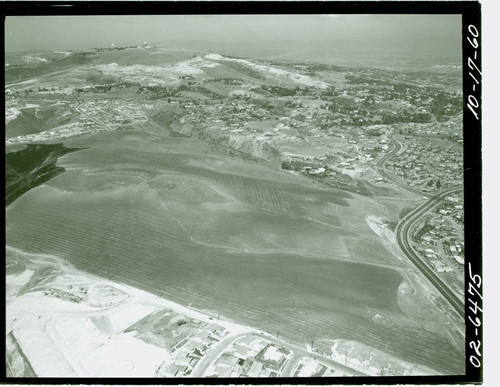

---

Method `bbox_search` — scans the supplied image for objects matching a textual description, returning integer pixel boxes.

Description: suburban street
[190,330,366,377]
[376,135,425,196]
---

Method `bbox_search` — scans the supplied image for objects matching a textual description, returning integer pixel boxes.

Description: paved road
[191,332,365,377]
[376,135,424,196]
[394,187,464,317]
[74,103,109,129]
[376,134,402,182]
[190,332,248,376]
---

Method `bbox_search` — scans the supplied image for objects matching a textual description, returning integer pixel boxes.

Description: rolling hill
[6,127,464,374]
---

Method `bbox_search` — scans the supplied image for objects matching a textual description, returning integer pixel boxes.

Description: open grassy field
[6,128,463,374]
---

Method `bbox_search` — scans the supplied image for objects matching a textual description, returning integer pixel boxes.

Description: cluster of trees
[429,91,462,120]
[365,127,384,136]
[346,76,461,123]
[74,84,115,94]
[284,100,303,109]
[135,83,222,100]
[392,83,418,92]
[414,222,434,242]
[381,110,432,124]
[345,74,389,87]
[204,77,243,85]
[305,63,345,73]
[176,84,222,98]
[251,98,287,112]
[137,84,168,95]
[281,159,321,171]
[426,178,442,189]
[93,46,136,52]
[318,87,338,98]
[328,98,357,114]
[257,85,300,97]
[91,84,114,93]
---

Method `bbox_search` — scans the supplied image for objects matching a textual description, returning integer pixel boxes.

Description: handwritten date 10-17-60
[466,24,481,121]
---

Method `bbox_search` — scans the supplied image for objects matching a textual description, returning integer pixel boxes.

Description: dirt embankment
[150,106,186,129]
[228,136,282,162]
[365,215,405,264]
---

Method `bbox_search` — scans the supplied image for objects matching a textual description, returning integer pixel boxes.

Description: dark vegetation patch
[5,143,82,206]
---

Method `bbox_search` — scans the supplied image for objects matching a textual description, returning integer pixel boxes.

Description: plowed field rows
[6,132,463,375]
[7,189,191,271]
[184,166,301,214]
[7,183,463,374]
[178,165,349,214]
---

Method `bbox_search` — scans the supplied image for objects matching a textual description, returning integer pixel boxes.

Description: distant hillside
[6,106,78,139]
[6,47,336,97]
[5,48,199,83]
[6,52,95,83]
[90,47,198,66]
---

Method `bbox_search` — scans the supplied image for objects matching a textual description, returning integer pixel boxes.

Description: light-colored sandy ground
[6,245,256,377]
[5,243,434,377]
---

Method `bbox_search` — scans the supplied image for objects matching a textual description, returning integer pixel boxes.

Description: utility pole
[341,349,348,365]
[155,361,165,376]
[387,360,393,376]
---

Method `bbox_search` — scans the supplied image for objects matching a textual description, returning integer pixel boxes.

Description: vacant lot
[6,129,463,374]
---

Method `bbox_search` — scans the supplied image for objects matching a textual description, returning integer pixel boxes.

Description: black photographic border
[1,1,482,385]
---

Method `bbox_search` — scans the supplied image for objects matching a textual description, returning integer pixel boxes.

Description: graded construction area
[6,128,464,375]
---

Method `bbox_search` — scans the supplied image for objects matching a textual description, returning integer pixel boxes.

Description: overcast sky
[5,14,461,55]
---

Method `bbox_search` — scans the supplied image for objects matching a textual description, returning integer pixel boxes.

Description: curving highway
[376,134,402,183]
[376,135,424,195]
[395,187,464,317]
